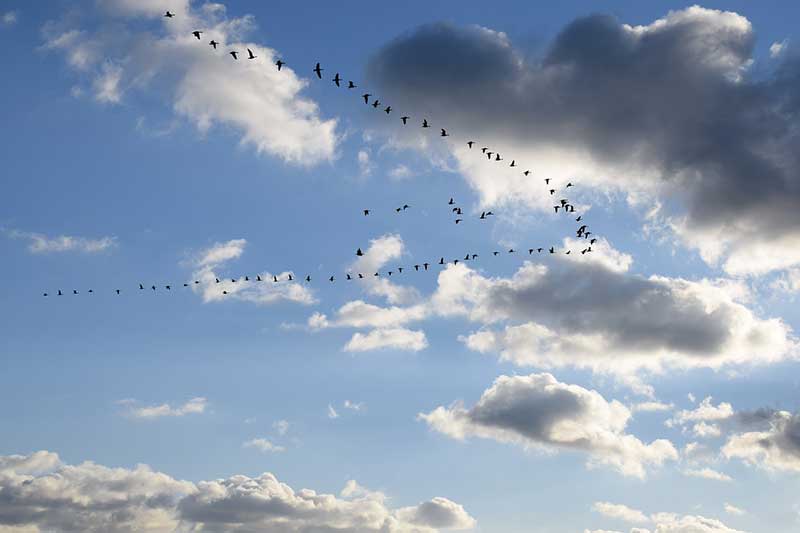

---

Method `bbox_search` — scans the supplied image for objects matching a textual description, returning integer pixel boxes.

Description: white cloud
[42,0,338,165]
[190,238,316,306]
[243,438,285,453]
[122,397,208,419]
[349,233,421,305]
[2,11,18,26]
[632,402,674,413]
[344,400,365,411]
[682,468,733,482]
[688,393,697,403]
[6,229,116,254]
[592,501,650,524]
[722,410,800,472]
[769,39,788,58]
[358,149,374,177]
[724,503,746,516]
[389,164,413,180]
[327,403,339,419]
[668,397,734,427]
[420,373,677,478]
[691,422,722,439]
[0,451,475,532]
[649,513,746,533]
[344,327,428,352]
[272,419,289,436]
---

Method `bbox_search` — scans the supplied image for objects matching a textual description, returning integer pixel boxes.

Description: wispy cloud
[243,438,285,453]
[119,397,208,419]
[5,228,117,254]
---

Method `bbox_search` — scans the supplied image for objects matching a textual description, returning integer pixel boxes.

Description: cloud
[682,467,733,482]
[722,410,800,472]
[5,229,116,254]
[327,403,339,419]
[0,451,475,532]
[631,402,674,413]
[190,238,316,306]
[419,372,677,478]
[358,149,374,177]
[42,0,337,165]
[389,164,413,180]
[367,7,800,277]
[593,502,650,524]
[2,11,18,26]
[724,503,746,516]
[770,39,788,58]
[272,419,289,435]
[649,513,746,533]
[668,397,734,427]
[120,397,208,419]
[243,438,285,453]
[344,327,429,352]
[343,400,365,411]
[349,233,421,305]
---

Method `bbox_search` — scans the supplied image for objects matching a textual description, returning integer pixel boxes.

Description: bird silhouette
[215,278,220,283]
[273,275,278,282]
[423,263,429,270]
[276,59,284,70]
[510,160,516,167]
[524,170,531,176]
[192,30,202,39]
[372,99,380,108]
[348,81,356,88]
[440,128,448,137]
[329,276,335,282]
[467,141,474,148]
[43,292,48,297]
[358,273,364,279]
[554,206,560,213]
[363,209,370,216]
[401,116,409,124]
[166,285,171,290]
[422,119,429,128]
[139,284,144,290]
[508,248,515,253]
[58,290,63,296]
[116,289,121,294]
[481,147,488,153]
[165,11,175,18]
[550,189,556,195]
[414,265,420,271]
[257,275,263,281]
[313,62,323,78]
[566,182,573,188]
[576,216,582,222]
[493,251,499,256]
[229,51,239,60]
[288,274,294,281]
[448,198,455,205]
[403,204,410,210]
[486,151,493,159]
[439,257,445,265]
[362,93,371,104]
[455,218,463,224]
[495,153,502,161]
[549,247,555,253]
[356,248,364,256]
[209,40,218,49]
[332,73,341,86]
[305,275,311,282]
[385,106,392,114]
[480,211,486,219]
[73,290,78,295]
[222,290,228,295]
[346,274,352,280]
[247,48,257,60]
[545,178,551,184]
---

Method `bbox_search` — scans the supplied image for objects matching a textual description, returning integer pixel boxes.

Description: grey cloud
[367,8,800,275]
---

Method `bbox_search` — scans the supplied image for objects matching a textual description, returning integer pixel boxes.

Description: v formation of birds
[42,12,598,298]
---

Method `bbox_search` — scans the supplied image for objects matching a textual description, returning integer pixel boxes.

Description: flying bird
[448,197,455,205]
[164,11,175,18]
[313,62,323,78]
[510,160,516,167]
[333,73,341,86]
[362,93,371,104]
[348,81,356,88]
[305,275,311,282]
[566,182,573,188]
[385,106,392,114]
[422,119,429,128]
[192,30,202,39]
[363,209,370,216]
[401,116,409,124]
[209,40,218,49]
[495,153,502,161]
[372,99,380,108]
[440,128,448,137]
[229,50,239,60]
[276,59,284,70]
[467,141,474,148]
[455,218,463,224]
[423,263,429,270]
[524,170,531,176]
[247,48,257,60]
[356,248,364,256]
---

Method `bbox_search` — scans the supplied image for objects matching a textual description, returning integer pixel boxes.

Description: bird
[550,189,556,195]
[88,289,93,294]
[151,285,156,291]
[439,257,445,265]
[398,267,403,273]
[358,273,364,279]
[396,207,402,212]
[441,128,448,137]
[73,290,78,295]
[464,254,471,261]
[510,160,516,167]
[590,238,597,244]
[385,106,392,114]
[247,48,257,60]
[192,30,202,39]
[346,274,352,280]
[348,81,356,88]
[305,275,311,282]
[537,248,543,253]
[480,211,486,219]
[164,11,175,18]
[229,51,239,60]
[495,153,502,161]
[493,251,499,256]
[422,119,429,128]
[554,206,560,213]
[401,116,409,124]
[472,254,479,260]
[244,276,250,281]
[288,274,294,281]
[257,276,262,281]
[467,141,474,148]
[481,147,488,153]
[363,209,370,216]
[222,290,228,295]
[372,99,380,108]
[362,93,371,104]
[524,170,531,176]
[423,263,429,270]
[508,248,515,253]
[43,292,48,297]
[566,182,573,188]
[549,247,555,254]
[545,178,551,184]
[332,73,341,86]
[403,204,410,210]
[276,59,284,70]
[215,278,220,283]
[166,285,171,290]
[414,265,420,271]
[454,208,462,215]
[273,275,278,282]
[356,248,364,256]
[329,276,335,282]
[116,289,121,294]
[486,151,493,159]
[453,259,459,265]
[388,271,393,276]
[455,218,463,224]
[486,211,494,216]
[209,40,218,49]
[565,250,571,255]
[139,284,144,290]
[576,216,582,222]
[528,248,534,254]
[313,62,323,78]
[448,198,455,205]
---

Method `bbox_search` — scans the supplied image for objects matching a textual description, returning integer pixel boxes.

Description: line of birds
[172,11,595,240]
[41,200,597,297]
[41,12,601,299]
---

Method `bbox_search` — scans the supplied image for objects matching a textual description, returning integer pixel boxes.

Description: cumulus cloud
[367,7,800,277]
[0,451,475,532]
[770,39,788,58]
[243,438,285,453]
[668,397,734,428]
[5,228,116,254]
[190,238,316,306]
[42,0,337,165]
[723,503,746,516]
[119,396,208,419]
[682,467,733,482]
[349,233,421,305]
[593,502,650,524]
[344,327,429,352]
[420,372,677,478]
[722,409,800,472]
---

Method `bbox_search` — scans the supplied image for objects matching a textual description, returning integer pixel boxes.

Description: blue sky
[2,1,800,532]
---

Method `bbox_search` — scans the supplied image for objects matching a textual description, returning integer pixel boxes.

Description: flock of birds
[41,11,598,298]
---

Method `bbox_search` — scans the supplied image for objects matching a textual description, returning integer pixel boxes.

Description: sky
[1,1,800,532]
